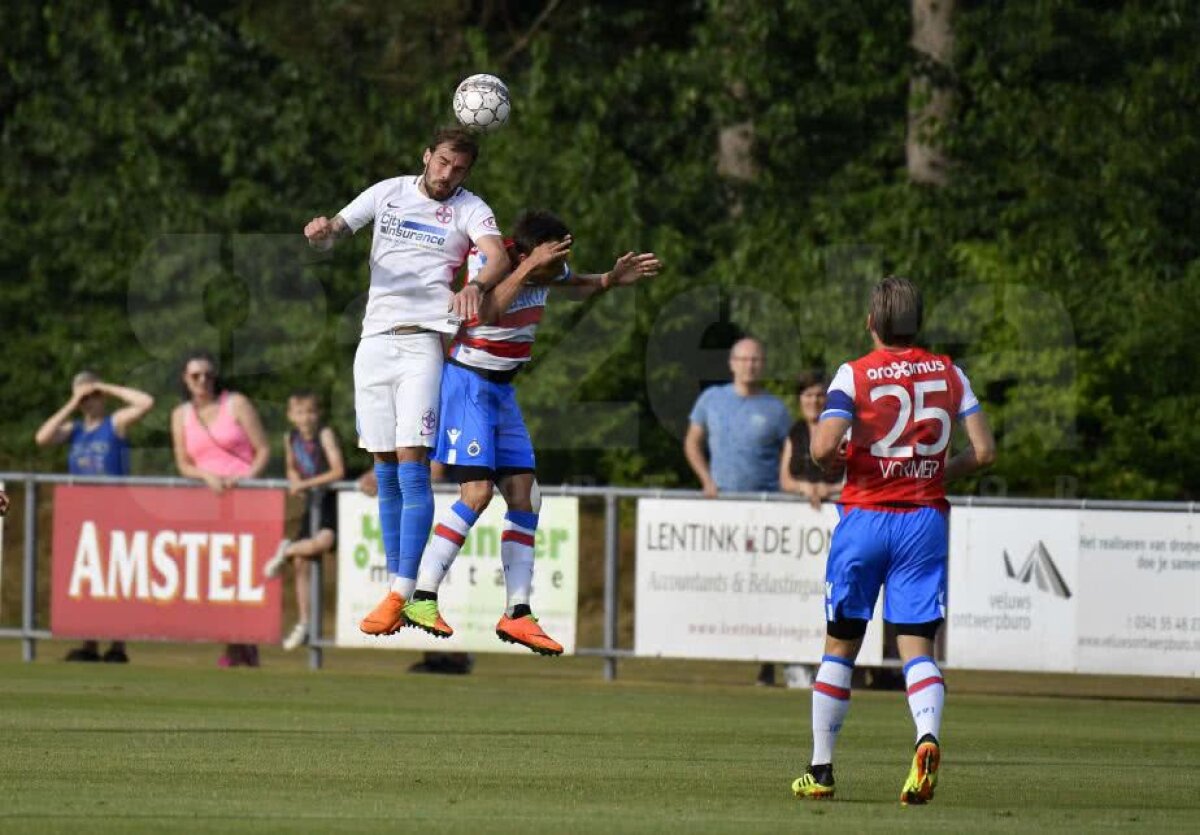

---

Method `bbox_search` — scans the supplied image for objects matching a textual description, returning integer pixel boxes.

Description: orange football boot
[496,614,563,656]
[359,591,406,636]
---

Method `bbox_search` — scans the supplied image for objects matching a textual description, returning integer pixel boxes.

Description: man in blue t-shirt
[684,337,793,687]
[34,371,155,663]
[684,337,792,496]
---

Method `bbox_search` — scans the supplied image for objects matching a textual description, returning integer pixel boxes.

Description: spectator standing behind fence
[685,338,792,497]
[263,391,345,651]
[35,371,155,663]
[780,371,845,510]
[684,337,792,686]
[169,350,270,668]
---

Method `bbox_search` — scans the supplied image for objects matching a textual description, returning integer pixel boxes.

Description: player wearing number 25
[792,276,995,805]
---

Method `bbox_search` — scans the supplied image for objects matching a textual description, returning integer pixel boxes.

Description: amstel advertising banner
[947,507,1200,677]
[335,491,579,654]
[634,499,884,665]
[51,485,284,642]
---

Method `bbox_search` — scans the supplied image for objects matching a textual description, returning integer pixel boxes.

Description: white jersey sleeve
[459,197,501,243]
[955,365,981,418]
[338,181,384,233]
[821,363,855,421]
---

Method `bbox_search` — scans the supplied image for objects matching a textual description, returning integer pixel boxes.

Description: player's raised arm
[475,237,573,325]
[554,251,662,299]
[943,410,996,482]
[303,215,352,251]
[451,233,509,322]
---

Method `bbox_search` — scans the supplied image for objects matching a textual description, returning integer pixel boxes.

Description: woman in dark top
[780,371,844,509]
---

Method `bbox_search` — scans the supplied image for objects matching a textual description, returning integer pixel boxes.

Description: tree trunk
[717,120,756,183]
[907,0,955,186]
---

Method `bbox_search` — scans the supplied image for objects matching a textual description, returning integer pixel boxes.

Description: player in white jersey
[303,127,510,636]
[400,210,660,654]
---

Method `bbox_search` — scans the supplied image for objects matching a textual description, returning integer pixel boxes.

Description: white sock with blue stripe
[501,510,538,616]
[415,501,479,594]
[811,654,854,765]
[903,655,945,742]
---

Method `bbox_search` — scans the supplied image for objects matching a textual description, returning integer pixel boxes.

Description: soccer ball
[453,74,510,132]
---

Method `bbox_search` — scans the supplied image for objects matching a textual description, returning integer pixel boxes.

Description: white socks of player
[811,654,854,765]
[903,655,945,742]
[413,501,480,595]
[501,510,538,616]
[389,576,417,598]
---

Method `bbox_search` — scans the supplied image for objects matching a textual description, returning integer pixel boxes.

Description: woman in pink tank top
[170,350,270,667]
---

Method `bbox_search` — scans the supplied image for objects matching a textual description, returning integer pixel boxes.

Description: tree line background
[1,0,1197,499]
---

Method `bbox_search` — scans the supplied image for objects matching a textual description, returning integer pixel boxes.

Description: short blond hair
[72,370,100,390]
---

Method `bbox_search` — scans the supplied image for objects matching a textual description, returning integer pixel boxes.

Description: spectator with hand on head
[35,370,155,663]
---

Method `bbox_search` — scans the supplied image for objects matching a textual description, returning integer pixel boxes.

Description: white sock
[903,656,945,742]
[811,654,854,765]
[389,576,416,598]
[501,511,538,615]
[415,502,479,594]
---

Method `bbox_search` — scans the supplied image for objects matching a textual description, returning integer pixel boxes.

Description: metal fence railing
[2,471,1194,679]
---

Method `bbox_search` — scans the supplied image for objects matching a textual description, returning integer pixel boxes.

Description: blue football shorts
[824,505,948,625]
[432,362,535,473]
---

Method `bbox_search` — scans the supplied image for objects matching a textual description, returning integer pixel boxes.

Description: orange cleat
[495,614,563,656]
[900,739,941,805]
[359,591,406,636]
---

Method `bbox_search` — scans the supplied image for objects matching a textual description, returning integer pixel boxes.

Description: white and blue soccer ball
[453,74,511,132]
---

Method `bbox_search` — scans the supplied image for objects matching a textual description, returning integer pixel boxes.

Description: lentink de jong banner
[634,498,885,665]
[334,491,579,653]
[51,485,284,642]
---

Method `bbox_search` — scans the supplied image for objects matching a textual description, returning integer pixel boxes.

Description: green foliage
[1,0,1197,497]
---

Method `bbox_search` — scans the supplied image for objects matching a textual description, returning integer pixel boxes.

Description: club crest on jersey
[446,428,461,445]
[482,215,498,229]
[435,204,454,224]
[467,440,482,457]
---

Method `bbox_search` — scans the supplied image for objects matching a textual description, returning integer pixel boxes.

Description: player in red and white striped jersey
[401,210,660,654]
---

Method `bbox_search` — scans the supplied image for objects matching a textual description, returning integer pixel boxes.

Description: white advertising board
[947,507,1080,671]
[0,481,4,619]
[947,506,1199,677]
[335,491,579,654]
[634,498,884,665]
[1074,511,1200,677]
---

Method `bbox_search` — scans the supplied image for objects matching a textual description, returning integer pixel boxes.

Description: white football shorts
[353,331,444,452]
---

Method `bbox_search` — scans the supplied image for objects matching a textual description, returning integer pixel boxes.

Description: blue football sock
[374,461,402,577]
[397,462,434,581]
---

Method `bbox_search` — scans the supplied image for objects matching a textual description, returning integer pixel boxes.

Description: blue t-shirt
[689,384,791,492]
[68,416,130,476]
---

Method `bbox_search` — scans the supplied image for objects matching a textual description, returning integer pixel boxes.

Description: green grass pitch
[0,645,1196,833]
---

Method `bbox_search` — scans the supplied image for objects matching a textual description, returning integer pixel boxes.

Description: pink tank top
[184,392,256,478]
